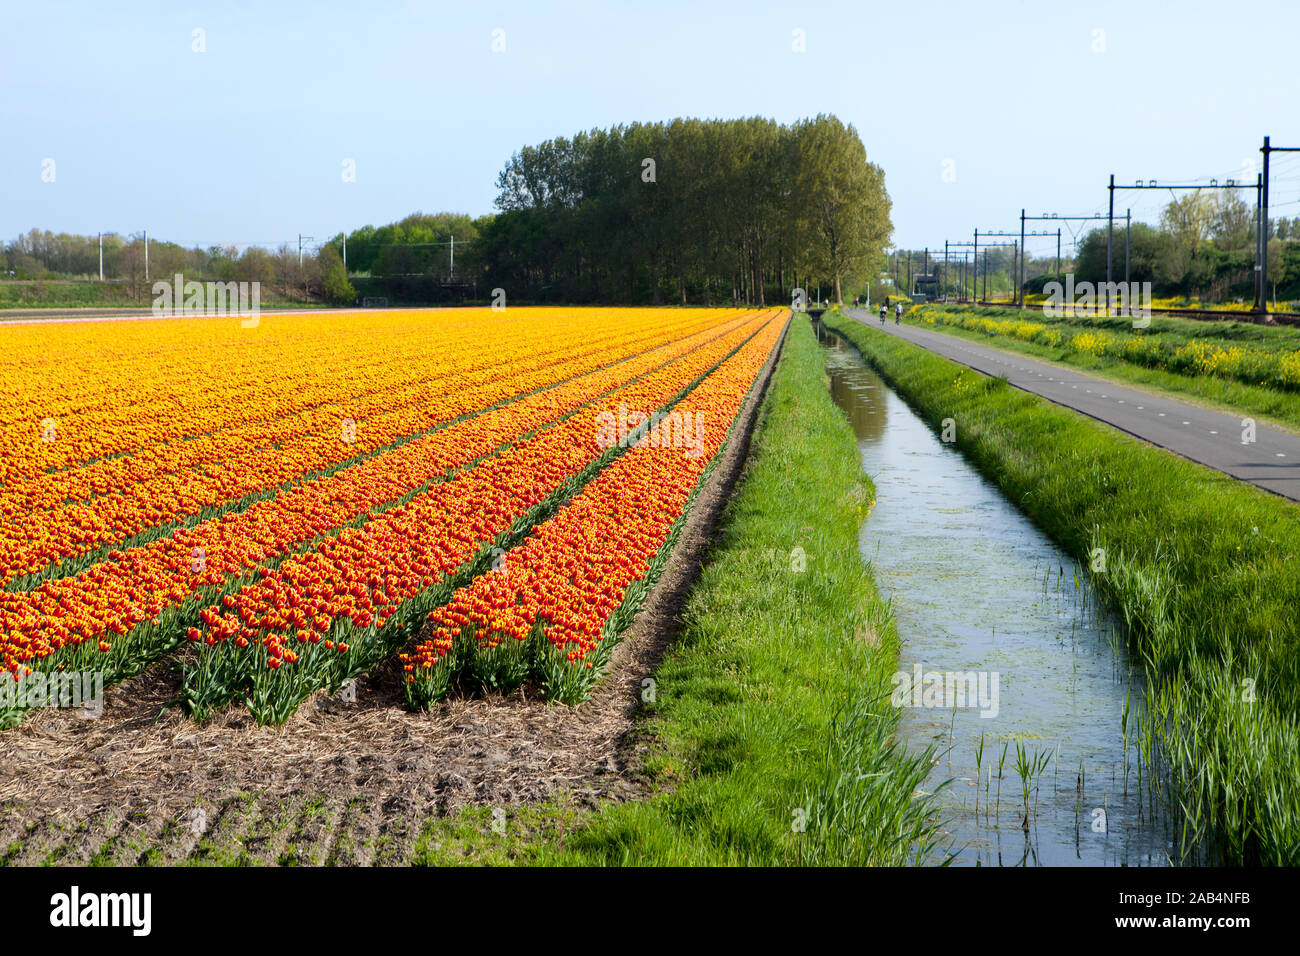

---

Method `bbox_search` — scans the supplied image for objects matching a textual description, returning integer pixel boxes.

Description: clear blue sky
[3,0,1298,254]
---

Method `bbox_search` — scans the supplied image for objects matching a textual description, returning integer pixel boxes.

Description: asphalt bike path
[842,308,1300,503]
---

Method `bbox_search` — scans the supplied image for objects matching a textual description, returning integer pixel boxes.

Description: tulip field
[0,306,785,726]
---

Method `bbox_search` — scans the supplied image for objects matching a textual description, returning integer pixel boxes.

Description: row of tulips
[179,312,783,723]
[402,315,785,706]
[0,310,710,514]
[1,310,500,483]
[0,311,773,724]
[0,311,735,590]
[0,311,763,675]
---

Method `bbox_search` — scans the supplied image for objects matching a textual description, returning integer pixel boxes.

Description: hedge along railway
[1129,304,1300,325]
[0,306,785,727]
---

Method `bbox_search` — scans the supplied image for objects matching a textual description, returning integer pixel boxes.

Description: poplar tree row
[476,114,891,305]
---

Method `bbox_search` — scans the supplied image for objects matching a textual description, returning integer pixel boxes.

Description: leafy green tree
[474,115,891,305]
[1267,236,1287,305]
[1073,223,1163,287]
[317,245,355,305]
[1211,191,1255,250]
[793,115,891,304]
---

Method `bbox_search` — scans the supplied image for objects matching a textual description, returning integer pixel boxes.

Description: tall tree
[793,115,892,304]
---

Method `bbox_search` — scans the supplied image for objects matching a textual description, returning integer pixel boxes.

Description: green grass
[516,314,943,865]
[0,280,323,311]
[824,308,1300,865]
[0,281,154,309]
[410,802,589,866]
[907,304,1300,431]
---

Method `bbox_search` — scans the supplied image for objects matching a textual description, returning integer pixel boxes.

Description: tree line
[322,212,487,305]
[2,230,354,304]
[6,114,896,308]
[895,198,1300,305]
[15,132,1300,308]
[472,115,891,306]
[1070,196,1300,303]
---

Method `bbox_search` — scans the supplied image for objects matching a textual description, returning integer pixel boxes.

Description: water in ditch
[816,322,1176,866]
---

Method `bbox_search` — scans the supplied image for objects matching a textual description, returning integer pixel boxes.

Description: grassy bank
[824,309,1300,865]
[0,281,148,309]
[0,281,326,311]
[420,314,942,865]
[908,304,1300,432]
